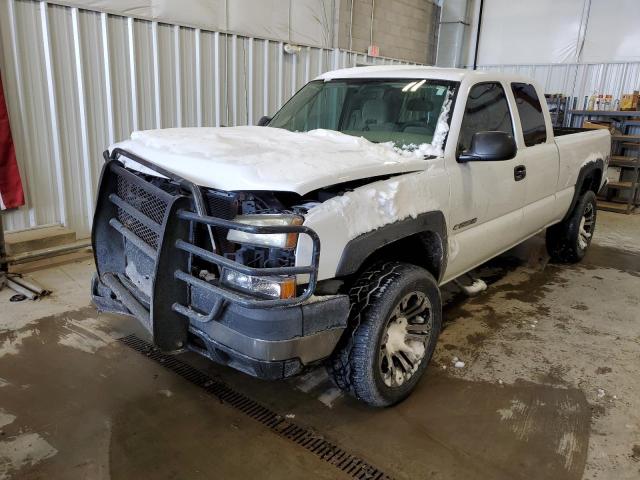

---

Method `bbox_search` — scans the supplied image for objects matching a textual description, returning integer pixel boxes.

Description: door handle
[514,165,526,181]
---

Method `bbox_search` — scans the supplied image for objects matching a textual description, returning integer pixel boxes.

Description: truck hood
[110,126,431,195]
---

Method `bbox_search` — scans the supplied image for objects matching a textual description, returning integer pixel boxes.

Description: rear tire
[546,190,597,263]
[327,261,442,407]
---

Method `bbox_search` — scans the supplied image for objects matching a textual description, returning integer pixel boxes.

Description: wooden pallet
[606,180,634,190]
[610,155,640,168]
[597,199,636,214]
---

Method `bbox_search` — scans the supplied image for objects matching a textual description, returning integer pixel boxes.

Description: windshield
[269,79,457,148]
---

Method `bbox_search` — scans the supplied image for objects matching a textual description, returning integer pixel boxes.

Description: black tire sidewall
[567,190,597,260]
[365,266,442,405]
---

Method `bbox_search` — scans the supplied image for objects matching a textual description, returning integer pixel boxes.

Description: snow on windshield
[305,89,453,160]
[393,90,453,158]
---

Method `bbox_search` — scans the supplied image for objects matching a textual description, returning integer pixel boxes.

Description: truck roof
[316,65,532,84]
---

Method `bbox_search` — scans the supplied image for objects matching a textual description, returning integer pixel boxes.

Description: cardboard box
[607,166,622,183]
[582,121,622,135]
[620,91,639,111]
[583,121,609,130]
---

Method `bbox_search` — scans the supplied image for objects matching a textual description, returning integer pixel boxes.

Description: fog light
[222,269,296,299]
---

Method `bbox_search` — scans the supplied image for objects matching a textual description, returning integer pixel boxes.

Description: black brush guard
[92,149,323,354]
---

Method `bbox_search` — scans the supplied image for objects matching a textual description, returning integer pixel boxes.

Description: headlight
[221,269,296,299]
[227,214,303,249]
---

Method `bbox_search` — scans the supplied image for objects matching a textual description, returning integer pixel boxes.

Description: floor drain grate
[119,334,392,480]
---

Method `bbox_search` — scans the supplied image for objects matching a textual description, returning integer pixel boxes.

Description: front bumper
[93,273,348,379]
[91,150,349,379]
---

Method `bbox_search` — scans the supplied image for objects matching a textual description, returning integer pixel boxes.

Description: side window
[511,83,547,146]
[458,82,514,152]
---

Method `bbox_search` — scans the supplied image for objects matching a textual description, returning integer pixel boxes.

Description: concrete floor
[0,210,639,480]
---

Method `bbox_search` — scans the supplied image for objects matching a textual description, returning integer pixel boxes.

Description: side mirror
[458,131,517,163]
[257,116,272,127]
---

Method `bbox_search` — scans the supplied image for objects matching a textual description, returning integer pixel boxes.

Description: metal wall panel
[0,0,417,237]
[55,0,331,48]
[480,62,640,111]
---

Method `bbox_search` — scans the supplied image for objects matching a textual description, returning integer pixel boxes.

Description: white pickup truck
[92,66,610,406]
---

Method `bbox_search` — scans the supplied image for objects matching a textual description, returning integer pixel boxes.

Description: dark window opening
[511,82,547,147]
[458,82,514,153]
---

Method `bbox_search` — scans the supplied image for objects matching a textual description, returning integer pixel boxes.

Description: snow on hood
[109,126,439,195]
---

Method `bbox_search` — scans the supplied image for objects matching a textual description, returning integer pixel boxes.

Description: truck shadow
[441,234,550,325]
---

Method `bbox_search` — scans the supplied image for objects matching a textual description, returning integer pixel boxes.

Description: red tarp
[0,74,24,210]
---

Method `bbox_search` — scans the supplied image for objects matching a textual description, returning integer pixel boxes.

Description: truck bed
[554,127,611,193]
[553,127,590,137]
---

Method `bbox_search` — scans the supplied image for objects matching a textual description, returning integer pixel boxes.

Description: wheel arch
[334,211,448,283]
[562,159,604,222]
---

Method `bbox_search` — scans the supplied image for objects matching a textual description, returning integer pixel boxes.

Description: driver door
[444,81,527,281]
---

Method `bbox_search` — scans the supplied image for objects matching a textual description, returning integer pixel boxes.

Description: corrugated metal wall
[0,0,418,238]
[479,62,640,114]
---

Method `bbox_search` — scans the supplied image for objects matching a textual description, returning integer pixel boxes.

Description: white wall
[580,0,640,64]
[436,0,640,116]
[475,0,587,65]
[50,0,337,48]
[456,0,640,66]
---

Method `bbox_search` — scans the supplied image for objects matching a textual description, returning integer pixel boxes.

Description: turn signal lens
[222,269,297,299]
[278,277,297,299]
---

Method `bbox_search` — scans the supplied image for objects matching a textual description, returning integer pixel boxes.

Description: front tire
[327,261,442,407]
[546,190,597,263]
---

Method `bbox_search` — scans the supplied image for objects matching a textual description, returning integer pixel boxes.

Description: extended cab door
[509,82,560,235]
[443,81,527,281]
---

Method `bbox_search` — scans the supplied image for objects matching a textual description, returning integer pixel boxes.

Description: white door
[510,82,560,235]
[444,81,527,282]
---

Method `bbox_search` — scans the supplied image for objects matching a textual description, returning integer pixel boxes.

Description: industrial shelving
[568,110,640,214]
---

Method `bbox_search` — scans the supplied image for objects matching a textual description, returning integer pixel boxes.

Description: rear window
[511,83,547,147]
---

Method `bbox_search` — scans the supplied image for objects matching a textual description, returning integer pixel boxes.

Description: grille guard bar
[173,210,321,309]
[98,148,321,320]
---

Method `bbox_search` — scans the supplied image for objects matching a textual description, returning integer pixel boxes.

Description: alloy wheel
[379,291,432,388]
[578,202,595,250]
